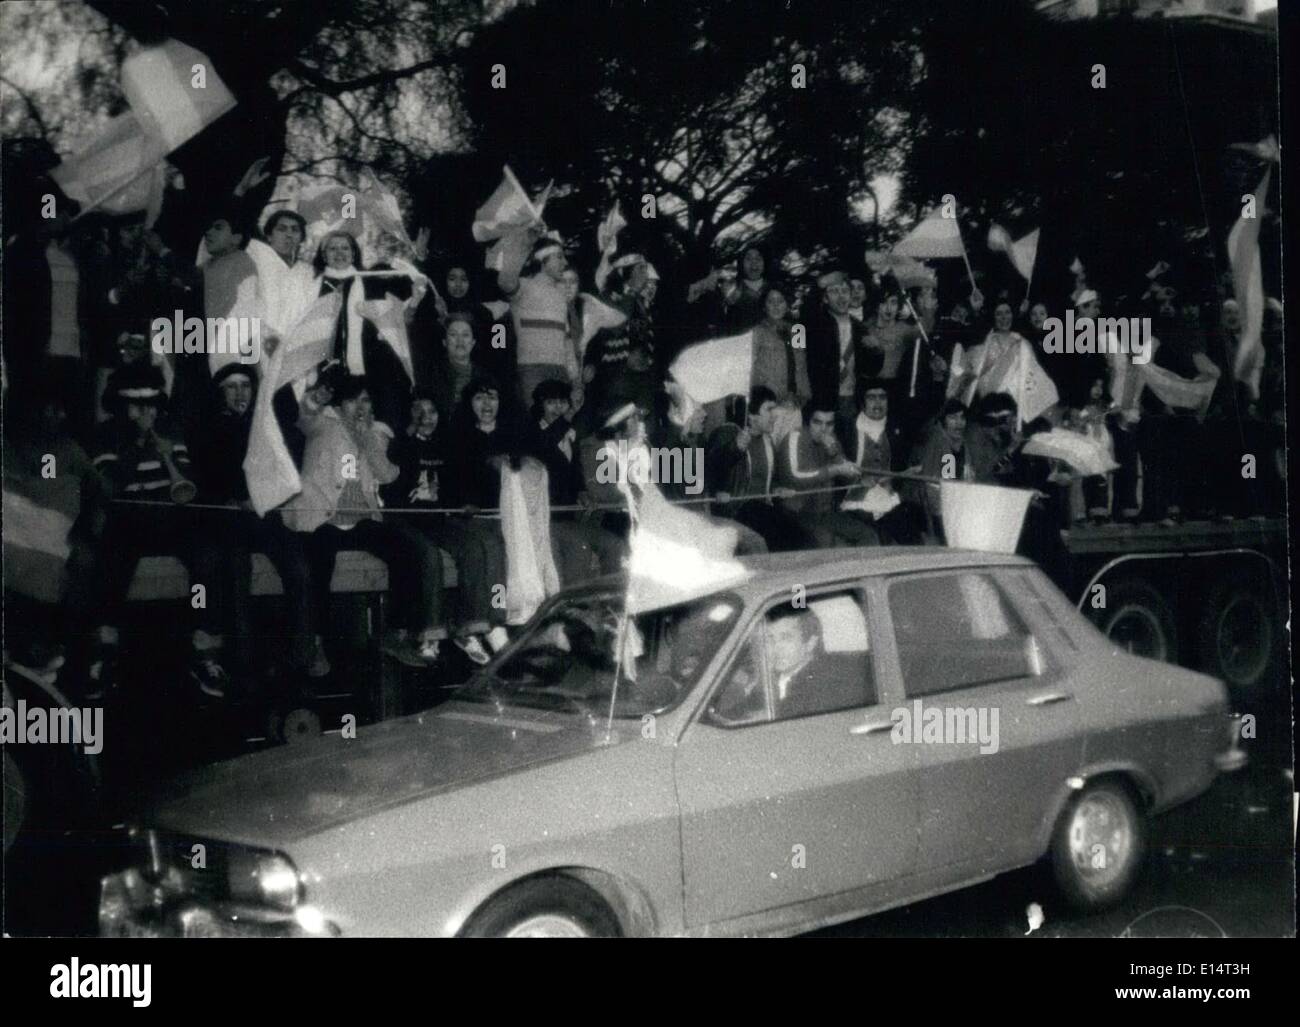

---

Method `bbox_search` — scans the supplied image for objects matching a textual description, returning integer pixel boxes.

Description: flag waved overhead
[892,208,966,259]
[120,39,237,152]
[668,330,754,406]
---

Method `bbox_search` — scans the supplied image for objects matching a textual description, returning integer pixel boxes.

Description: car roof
[568,547,1034,611]
[734,547,1032,585]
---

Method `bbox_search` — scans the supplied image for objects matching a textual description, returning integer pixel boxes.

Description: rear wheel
[1092,578,1177,664]
[1051,780,1146,910]
[463,876,622,938]
[1196,569,1277,699]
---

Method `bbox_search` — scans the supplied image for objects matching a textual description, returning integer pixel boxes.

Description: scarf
[321,266,366,375]
[856,411,887,447]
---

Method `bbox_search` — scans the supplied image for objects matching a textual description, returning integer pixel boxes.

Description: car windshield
[458,590,742,718]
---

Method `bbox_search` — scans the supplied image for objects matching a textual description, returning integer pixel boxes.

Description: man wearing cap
[90,363,233,698]
[499,230,579,409]
[804,269,873,439]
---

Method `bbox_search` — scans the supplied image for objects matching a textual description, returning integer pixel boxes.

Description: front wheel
[1051,780,1146,910]
[462,877,622,938]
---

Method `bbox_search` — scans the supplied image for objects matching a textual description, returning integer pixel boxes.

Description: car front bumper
[99,866,339,938]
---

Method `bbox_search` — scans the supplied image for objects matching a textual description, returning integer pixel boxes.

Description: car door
[878,568,1085,876]
[673,585,918,930]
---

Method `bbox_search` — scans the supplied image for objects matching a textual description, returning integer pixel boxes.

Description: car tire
[1051,779,1146,910]
[1093,577,1178,664]
[1195,568,1277,700]
[463,876,622,938]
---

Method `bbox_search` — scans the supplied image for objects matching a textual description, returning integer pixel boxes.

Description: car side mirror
[1024,636,1045,677]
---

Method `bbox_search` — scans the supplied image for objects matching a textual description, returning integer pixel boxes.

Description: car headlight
[227,849,302,911]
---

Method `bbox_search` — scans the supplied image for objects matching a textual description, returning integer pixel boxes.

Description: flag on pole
[893,209,966,259]
[1226,137,1277,399]
[940,481,1032,553]
[49,112,169,224]
[472,165,546,243]
[988,225,1039,281]
[120,39,236,152]
[668,330,754,405]
[865,250,935,289]
[244,292,342,515]
[578,292,628,362]
[622,476,749,615]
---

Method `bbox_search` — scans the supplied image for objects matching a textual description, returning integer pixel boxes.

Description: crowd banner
[940,480,1033,554]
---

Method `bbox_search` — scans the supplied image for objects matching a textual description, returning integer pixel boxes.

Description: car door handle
[1026,691,1073,706]
[849,720,895,736]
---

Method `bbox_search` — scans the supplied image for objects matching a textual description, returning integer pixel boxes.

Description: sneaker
[382,629,437,669]
[454,635,492,666]
[190,656,230,699]
[485,626,510,653]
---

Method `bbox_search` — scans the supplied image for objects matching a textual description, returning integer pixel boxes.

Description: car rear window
[887,572,1036,698]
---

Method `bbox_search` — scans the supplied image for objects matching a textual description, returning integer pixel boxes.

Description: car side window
[888,572,1037,698]
[706,590,876,727]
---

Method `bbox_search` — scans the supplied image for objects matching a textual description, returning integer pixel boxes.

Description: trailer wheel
[1093,578,1178,664]
[1196,569,1276,698]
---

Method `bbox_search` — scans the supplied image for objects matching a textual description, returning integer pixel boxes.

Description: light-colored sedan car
[100,548,1245,937]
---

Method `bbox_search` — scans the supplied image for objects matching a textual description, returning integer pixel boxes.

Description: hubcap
[1068,793,1132,887]
[1215,595,1270,686]
[505,913,591,938]
[1107,605,1166,661]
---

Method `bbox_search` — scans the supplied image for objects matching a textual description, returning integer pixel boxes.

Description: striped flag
[121,39,236,152]
[244,292,342,515]
[473,166,551,272]
[49,112,169,224]
[578,292,628,362]
[1226,141,1276,399]
[669,330,754,405]
[893,209,965,259]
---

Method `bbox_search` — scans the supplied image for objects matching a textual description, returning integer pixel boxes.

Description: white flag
[121,39,236,152]
[669,330,754,405]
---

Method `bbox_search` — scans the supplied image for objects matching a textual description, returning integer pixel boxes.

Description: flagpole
[67,163,159,226]
[956,220,979,298]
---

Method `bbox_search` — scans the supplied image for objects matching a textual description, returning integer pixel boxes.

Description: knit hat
[106,363,167,416]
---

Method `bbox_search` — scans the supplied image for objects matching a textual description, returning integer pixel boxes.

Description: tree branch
[286,55,457,97]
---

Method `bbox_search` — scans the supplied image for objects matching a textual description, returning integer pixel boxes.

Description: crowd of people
[3,158,1286,708]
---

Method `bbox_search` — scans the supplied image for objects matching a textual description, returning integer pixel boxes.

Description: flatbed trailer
[1053,517,1289,706]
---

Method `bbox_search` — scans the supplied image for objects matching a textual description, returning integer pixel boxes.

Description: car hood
[144,702,633,847]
